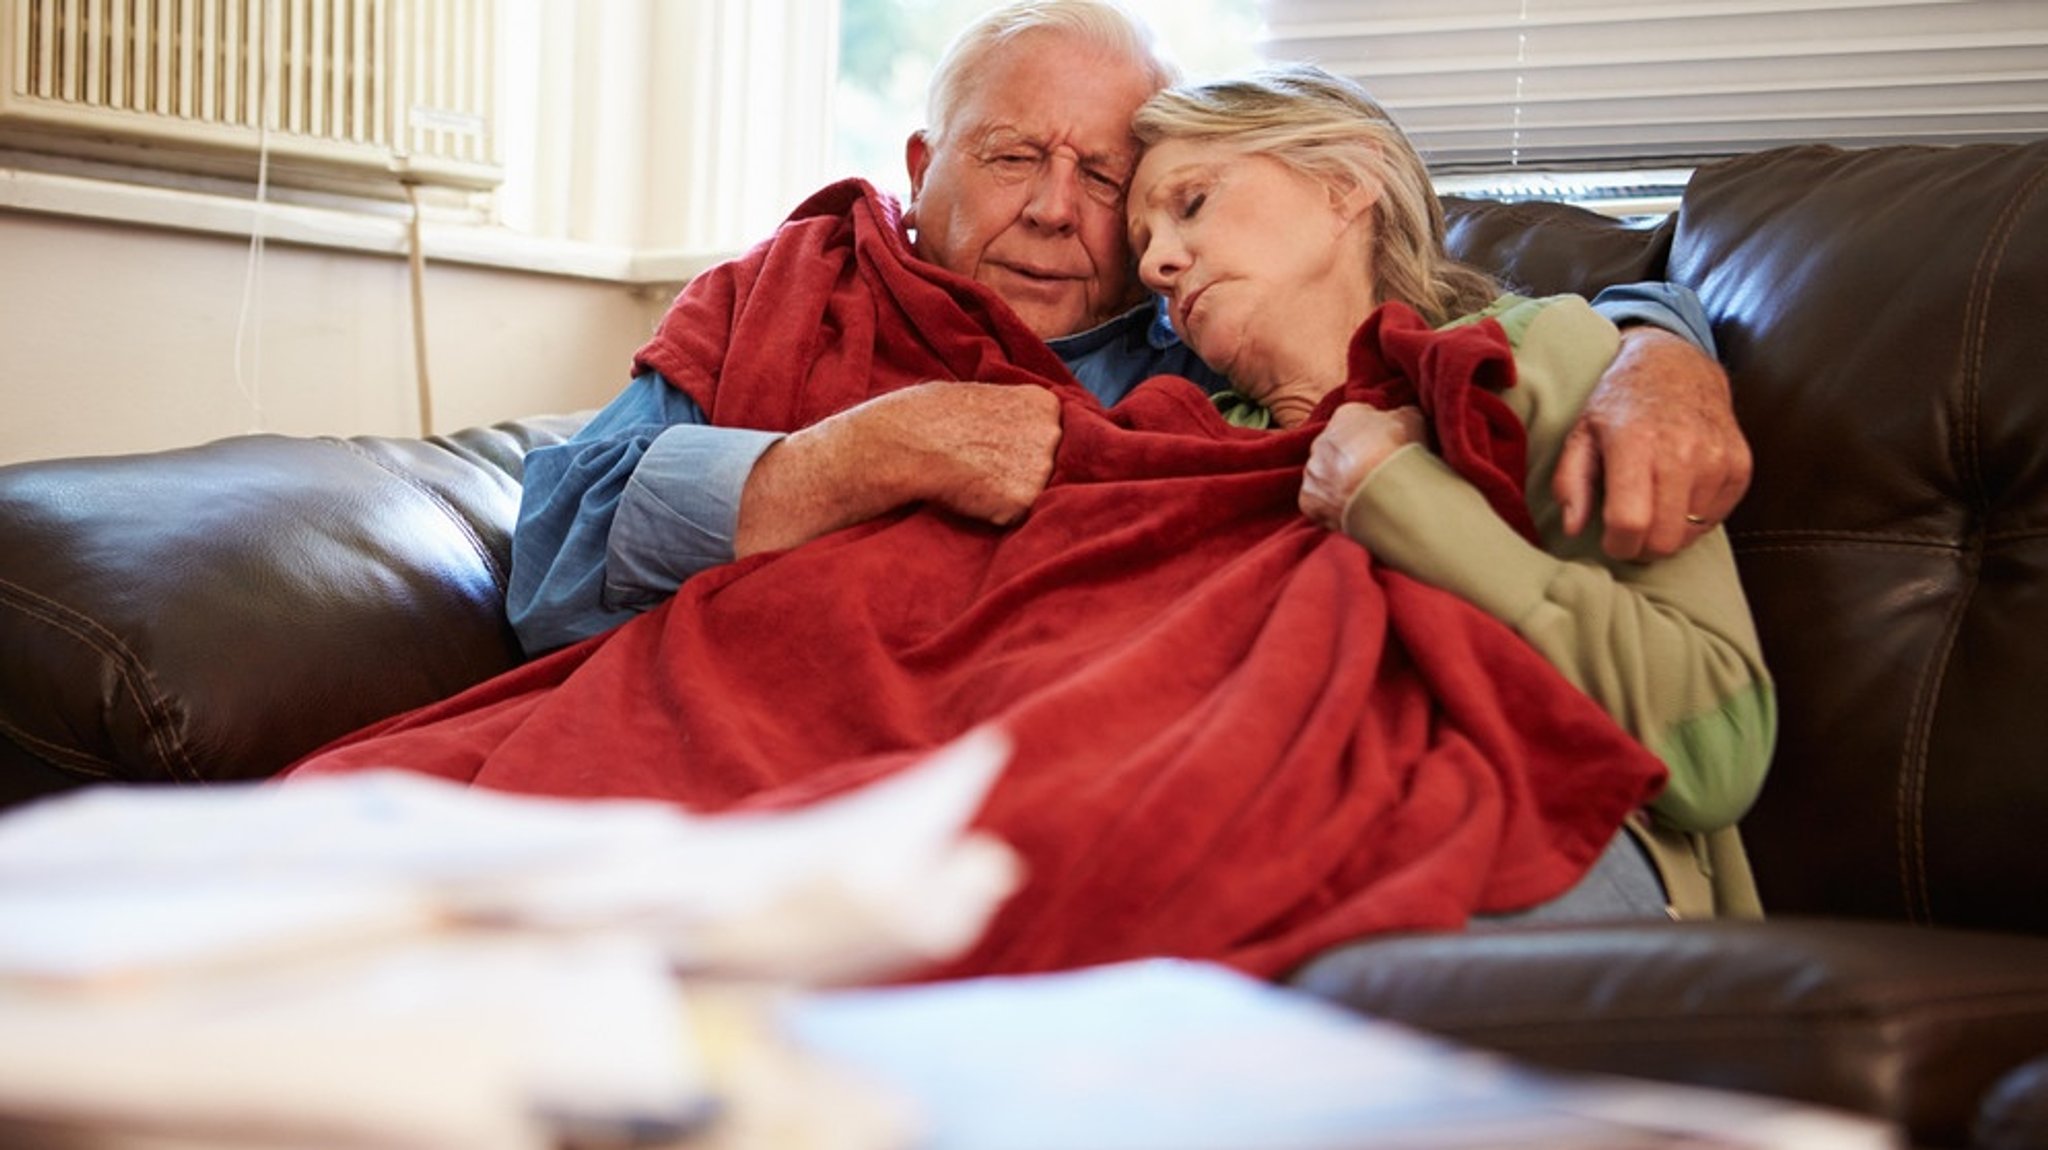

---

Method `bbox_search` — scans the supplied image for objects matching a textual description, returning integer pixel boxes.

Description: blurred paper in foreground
[0,728,1019,1150]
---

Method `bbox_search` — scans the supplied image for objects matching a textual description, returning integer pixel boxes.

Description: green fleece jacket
[1335,294,1777,914]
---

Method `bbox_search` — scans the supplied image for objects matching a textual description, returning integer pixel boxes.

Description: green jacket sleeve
[1338,294,1776,832]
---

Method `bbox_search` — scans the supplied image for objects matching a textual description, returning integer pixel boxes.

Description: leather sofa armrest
[1289,918,2048,1149]
[0,415,586,805]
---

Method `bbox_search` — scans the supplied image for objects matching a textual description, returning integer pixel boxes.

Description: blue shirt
[507,285,1714,654]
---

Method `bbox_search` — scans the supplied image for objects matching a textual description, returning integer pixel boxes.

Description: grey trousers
[1469,827,1670,929]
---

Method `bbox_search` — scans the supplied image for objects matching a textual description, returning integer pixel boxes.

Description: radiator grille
[1,0,498,192]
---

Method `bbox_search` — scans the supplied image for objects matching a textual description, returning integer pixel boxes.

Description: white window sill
[1432,168,1693,221]
[0,159,731,287]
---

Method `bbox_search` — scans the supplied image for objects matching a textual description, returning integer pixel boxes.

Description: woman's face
[1127,137,1377,405]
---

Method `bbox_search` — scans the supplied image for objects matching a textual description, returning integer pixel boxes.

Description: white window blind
[1257,0,2048,175]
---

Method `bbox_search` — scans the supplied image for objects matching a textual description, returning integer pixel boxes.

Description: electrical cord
[405,180,434,436]
[231,0,275,432]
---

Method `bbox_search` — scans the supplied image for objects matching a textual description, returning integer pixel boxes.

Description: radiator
[0,0,499,192]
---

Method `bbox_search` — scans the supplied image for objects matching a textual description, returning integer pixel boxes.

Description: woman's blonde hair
[926,1,1180,144]
[1131,64,1498,326]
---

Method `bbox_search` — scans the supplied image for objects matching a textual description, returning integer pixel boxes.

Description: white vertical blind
[1257,0,2048,173]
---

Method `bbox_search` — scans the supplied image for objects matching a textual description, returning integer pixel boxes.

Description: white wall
[0,209,673,465]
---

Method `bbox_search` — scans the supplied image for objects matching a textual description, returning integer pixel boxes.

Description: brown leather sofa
[3,140,2046,1148]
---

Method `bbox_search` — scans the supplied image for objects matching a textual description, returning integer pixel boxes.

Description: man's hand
[734,382,1062,557]
[1299,403,1426,531]
[1554,326,1751,561]
[887,381,1064,523]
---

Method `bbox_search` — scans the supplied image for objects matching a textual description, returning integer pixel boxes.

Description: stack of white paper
[0,729,1020,1149]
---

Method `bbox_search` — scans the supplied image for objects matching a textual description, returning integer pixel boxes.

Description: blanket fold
[287,180,1665,980]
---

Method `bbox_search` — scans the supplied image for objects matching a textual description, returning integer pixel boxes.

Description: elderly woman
[1126,64,1775,919]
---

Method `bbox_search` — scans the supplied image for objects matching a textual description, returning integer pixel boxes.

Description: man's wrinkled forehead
[935,32,1152,155]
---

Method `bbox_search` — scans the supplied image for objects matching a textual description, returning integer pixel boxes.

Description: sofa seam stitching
[0,575,197,783]
[328,437,511,596]
[0,715,120,780]
[1899,584,1968,922]
[1379,991,2048,1036]
[1732,537,1961,554]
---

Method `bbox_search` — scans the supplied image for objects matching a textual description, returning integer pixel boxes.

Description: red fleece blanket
[286,180,1665,980]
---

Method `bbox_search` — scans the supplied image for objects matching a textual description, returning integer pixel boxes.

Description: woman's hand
[1299,402,1426,530]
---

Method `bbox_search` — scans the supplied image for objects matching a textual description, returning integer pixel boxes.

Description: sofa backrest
[1676,142,2048,936]
[0,415,584,808]
[1450,141,2048,938]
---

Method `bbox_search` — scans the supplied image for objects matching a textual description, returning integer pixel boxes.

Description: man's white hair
[924,0,1181,142]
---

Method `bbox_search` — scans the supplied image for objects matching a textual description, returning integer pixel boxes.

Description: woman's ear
[1332,176,1382,227]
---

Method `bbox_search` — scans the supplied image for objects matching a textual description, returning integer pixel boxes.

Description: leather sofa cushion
[1666,141,2048,938]
[1440,143,2048,943]
[1442,195,1674,299]
[0,416,583,806]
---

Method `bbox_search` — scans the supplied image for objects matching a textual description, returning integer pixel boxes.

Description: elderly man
[507,0,1746,657]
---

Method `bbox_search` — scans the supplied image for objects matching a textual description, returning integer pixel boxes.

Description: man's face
[904,33,1159,341]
